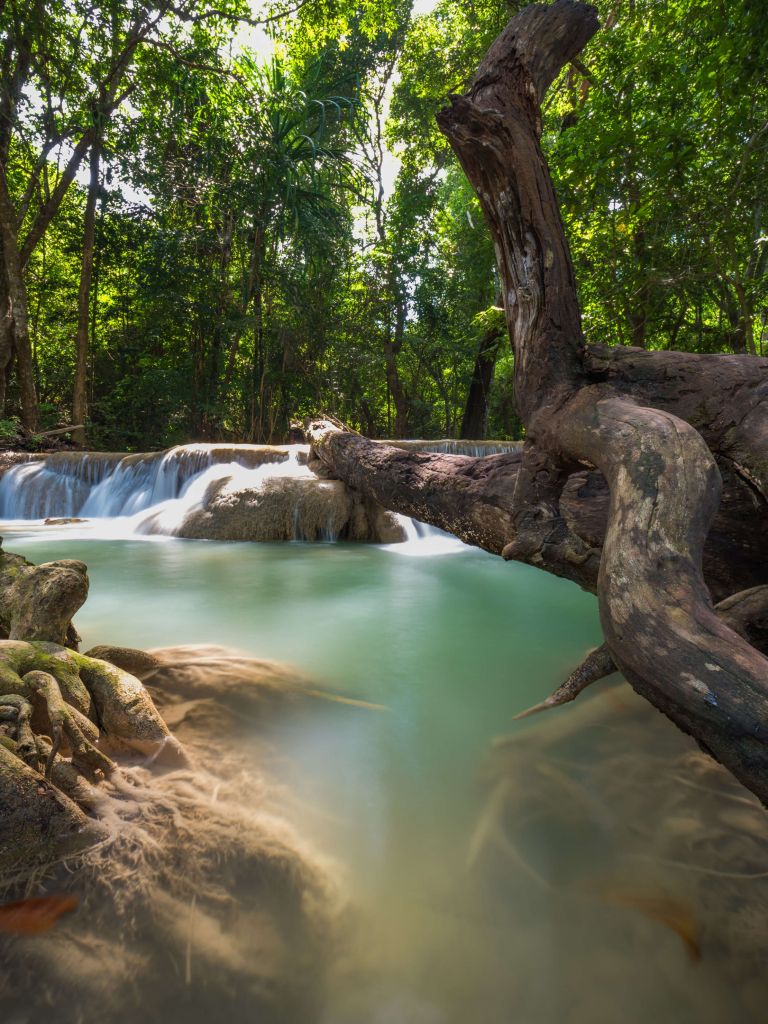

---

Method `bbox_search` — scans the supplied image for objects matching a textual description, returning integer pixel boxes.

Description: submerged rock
[473,681,768,1020]
[0,760,342,1024]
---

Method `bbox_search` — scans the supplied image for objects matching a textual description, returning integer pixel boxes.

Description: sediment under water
[2,531,767,1023]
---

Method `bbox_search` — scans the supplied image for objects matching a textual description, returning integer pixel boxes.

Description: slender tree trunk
[189,207,206,437]
[72,141,101,446]
[0,169,36,428]
[0,238,36,430]
[0,239,13,415]
[204,213,234,438]
[732,271,756,355]
[247,227,266,442]
[460,325,502,438]
[383,299,408,437]
[221,228,260,414]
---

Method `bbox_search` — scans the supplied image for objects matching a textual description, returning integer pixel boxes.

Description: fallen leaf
[583,880,701,963]
[0,895,79,935]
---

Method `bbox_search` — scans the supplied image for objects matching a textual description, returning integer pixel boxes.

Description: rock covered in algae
[0,545,88,648]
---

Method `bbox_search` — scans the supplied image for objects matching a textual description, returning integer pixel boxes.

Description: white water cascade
[389,439,521,457]
[0,443,471,552]
[0,445,312,535]
[390,514,468,556]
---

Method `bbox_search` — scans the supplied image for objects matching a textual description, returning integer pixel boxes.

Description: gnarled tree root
[303,1,768,805]
[0,634,188,876]
[514,586,768,722]
[303,2,768,805]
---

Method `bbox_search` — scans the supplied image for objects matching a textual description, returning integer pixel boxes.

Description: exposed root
[0,756,344,1023]
[516,589,768,725]
[23,670,114,778]
[0,636,185,876]
[717,585,768,655]
[0,693,36,767]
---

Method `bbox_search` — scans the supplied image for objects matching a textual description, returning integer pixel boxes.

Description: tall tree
[71,137,100,445]
[307,0,768,806]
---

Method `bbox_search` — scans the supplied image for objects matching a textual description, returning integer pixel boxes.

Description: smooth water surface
[3,531,765,1024]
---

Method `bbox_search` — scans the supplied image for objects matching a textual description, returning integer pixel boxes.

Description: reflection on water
[1,531,767,1023]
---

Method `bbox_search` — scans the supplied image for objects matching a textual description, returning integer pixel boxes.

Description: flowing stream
[3,520,767,1023]
[0,441,520,540]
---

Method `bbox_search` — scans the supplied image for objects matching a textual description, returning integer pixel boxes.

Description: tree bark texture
[72,141,101,446]
[0,178,37,430]
[307,1,768,805]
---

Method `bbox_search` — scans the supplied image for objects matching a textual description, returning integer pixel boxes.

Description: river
[2,524,766,1024]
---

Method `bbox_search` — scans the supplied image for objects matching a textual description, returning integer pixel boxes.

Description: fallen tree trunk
[308,0,768,804]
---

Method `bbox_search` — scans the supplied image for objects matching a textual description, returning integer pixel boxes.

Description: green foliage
[2,0,766,448]
[542,0,768,353]
[0,419,21,442]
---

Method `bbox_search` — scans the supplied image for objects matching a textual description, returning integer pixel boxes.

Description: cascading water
[0,445,315,537]
[135,451,323,537]
[391,513,468,556]
[390,439,521,457]
[0,444,298,521]
[0,442,474,551]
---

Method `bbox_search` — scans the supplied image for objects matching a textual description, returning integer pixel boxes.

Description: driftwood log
[307,1,768,804]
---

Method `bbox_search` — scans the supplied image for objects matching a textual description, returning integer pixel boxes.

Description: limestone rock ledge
[173,476,406,543]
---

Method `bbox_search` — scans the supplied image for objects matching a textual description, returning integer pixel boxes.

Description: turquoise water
[3,532,765,1023]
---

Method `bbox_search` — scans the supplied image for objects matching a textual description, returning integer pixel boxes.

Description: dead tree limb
[307,0,768,804]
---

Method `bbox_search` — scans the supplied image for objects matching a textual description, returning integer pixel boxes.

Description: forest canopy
[0,0,766,449]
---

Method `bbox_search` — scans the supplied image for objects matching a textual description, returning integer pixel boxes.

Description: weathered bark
[306,424,766,602]
[306,0,768,805]
[0,238,13,414]
[72,140,101,446]
[0,185,37,429]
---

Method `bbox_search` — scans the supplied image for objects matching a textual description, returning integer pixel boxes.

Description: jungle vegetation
[0,0,765,449]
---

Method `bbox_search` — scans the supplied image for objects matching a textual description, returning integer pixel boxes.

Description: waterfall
[133,452,314,537]
[389,514,468,556]
[389,439,521,458]
[0,445,312,526]
[0,443,470,553]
